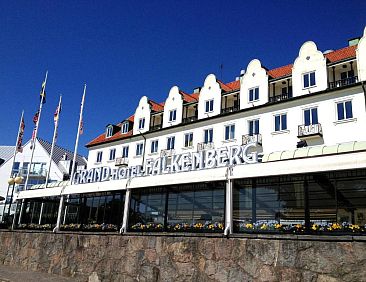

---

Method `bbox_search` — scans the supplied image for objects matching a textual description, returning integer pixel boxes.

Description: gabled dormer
[120,119,133,134]
[292,41,327,97]
[197,74,222,120]
[133,96,151,135]
[356,26,366,81]
[240,59,269,109]
[105,124,120,138]
[163,86,183,128]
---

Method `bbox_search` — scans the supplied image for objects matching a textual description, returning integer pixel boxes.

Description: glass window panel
[345,101,353,119]
[337,103,344,120]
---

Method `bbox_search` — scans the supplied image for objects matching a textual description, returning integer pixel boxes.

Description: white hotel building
[15,27,366,235]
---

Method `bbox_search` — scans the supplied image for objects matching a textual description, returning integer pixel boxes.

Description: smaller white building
[0,138,87,221]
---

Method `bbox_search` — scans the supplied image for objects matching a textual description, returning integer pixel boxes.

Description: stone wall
[0,231,365,281]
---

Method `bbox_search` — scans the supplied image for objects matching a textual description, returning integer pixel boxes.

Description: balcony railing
[182,116,198,124]
[115,157,128,166]
[221,105,240,114]
[328,76,358,89]
[298,124,323,138]
[197,142,214,151]
[161,149,175,157]
[269,93,289,103]
[242,134,262,145]
[150,124,162,131]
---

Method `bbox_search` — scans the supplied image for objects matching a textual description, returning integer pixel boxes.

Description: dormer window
[169,109,177,122]
[205,100,214,113]
[303,71,316,88]
[121,122,129,134]
[106,126,113,138]
[138,118,145,130]
[248,87,259,102]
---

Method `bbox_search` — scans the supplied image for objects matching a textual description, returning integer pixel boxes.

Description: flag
[40,80,46,104]
[30,128,36,150]
[54,105,61,126]
[79,119,84,135]
[16,116,25,153]
[33,111,39,124]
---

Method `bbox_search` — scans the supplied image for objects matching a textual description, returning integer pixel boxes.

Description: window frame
[169,109,177,122]
[248,119,260,136]
[109,148,116,161]
[204,128,214,144]
[273,113,288,132]
[106,126,113,138]
[336,100,353,121]
[150,139,159,154]
[248,87,259,102]
[121,122,129,134]
[122,146,129,158]
[138,118,145,130]
[167,136,175,150]
[303,107,318,126]
[205,99,214,113]
[184,132,194,148]
[303,71,316,89]
[224,124,235,141]
[135,143,144,156]
[96,151,103,163]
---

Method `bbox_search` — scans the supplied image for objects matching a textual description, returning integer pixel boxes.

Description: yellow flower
[260,224,267,230]
[311,224,318,231]
[275,223,282,229]
[245,223,253,229]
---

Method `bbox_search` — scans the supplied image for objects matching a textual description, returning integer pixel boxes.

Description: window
[225,124,235,140]
[304,108,318,126]
[109,149,116,161]
[106,126,113,138]
[205,99,214,113]
[138,118,145,130]
[274,113,287,131]
[151,140,159,153]
[249,87,259,102]
[96,151,103,163]
[340,70,354,80]
[122,146,129,158]
[121,122,129,134]
[336,101,353,121]
[136,143,144,156]
[204,128,213,144]
[248,119,259,136]
[167,136,175,150]
[184,132,193,147]
[303,71,316,88]
[169,109,177,122]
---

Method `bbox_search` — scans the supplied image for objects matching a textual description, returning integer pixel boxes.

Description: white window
[204,128,213,144]
[205,99,214,113]
[224,124,235,140]
[336,100,353,121]
[138,118,145,130]
[96,151,103,163]
[248,119,259,136]
[169,109,177,122]
[274,113,287,131]
[106,126,113,138]
[121,122,129,134]
[109,149,116,161]
[248,87,259,102]
[151,140,159,153]
[303,71,316,88]
[167,136,175,150]
[304,108,318,125]
[136,143,144,156]
[184,132,193,147]
[122,146,129,158]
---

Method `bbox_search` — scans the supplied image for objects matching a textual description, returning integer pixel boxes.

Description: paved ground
[0,264,80,282]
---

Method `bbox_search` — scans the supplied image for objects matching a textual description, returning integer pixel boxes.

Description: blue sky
[0,1,365,157]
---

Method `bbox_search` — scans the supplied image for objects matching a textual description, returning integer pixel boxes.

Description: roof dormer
[133,96,151,135]
[197,74,222,120]
[105,124,119,138]
[240,59,269,109]
[162,86,184,128]
[292,41,327,97]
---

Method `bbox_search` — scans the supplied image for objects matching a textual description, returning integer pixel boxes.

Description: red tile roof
[267,64,293,79]
[226,80,240,91]
[87,44,358,147]
[149,100,164,112]
[179,90,198,103]
[324,45,357,62]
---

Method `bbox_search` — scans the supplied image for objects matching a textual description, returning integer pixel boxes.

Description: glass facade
[233,169,366,234]
[129,182,225,232]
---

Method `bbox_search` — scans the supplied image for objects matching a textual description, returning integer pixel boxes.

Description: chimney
[240,69,245,77]
[348,37,360,46]
[193,87,201,94]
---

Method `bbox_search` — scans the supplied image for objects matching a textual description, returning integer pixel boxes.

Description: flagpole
[44,95,62,187]
[70,84,86,182]
[16,72,48,227]
[1,110,24,222]
[24,71,48,191]
[57,84,86,230]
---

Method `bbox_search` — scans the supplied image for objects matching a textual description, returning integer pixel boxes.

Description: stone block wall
[0,231,365,281]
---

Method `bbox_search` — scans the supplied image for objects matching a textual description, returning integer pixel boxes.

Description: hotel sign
[73,143,259,185]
